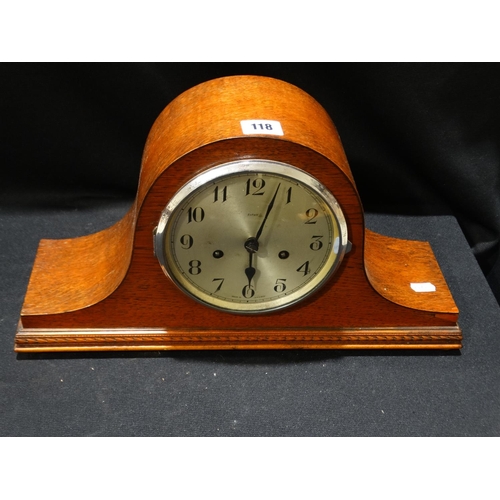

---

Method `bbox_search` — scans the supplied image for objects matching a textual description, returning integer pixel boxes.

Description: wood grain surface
[16,75,461,351]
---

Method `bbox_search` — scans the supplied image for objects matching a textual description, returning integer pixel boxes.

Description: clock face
[154,160,348,313]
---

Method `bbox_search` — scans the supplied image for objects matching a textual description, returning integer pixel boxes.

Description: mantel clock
[15,76,462,351]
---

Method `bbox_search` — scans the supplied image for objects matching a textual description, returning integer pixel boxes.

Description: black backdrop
[2,63,500,443]
[2,62,500,300]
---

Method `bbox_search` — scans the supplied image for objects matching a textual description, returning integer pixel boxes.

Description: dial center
[244,237,259,254]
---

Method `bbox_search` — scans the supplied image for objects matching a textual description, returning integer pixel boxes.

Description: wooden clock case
[15,75,462,352]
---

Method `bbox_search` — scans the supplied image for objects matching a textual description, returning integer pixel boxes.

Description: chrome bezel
[154,159,348,313]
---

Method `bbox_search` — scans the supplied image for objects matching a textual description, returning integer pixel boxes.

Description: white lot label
[240,120,284,136]
[410,282,436,292]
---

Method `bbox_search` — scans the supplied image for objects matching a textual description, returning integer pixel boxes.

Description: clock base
[15,325,462,352]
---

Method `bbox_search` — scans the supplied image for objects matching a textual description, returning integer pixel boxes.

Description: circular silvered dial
[155,160,348,313]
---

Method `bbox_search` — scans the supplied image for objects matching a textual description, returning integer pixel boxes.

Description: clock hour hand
[242,183,280,290]
[244,237,258,287]
[244,254,256,287]
[255,183,281,242]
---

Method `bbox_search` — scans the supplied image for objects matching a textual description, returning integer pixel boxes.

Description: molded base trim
[15,325,463,351]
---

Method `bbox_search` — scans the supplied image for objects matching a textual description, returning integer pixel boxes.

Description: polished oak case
[15,75,462,351]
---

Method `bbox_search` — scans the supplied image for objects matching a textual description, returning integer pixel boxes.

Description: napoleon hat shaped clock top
[16,75,462,352]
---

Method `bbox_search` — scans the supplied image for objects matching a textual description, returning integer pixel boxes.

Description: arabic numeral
[188,260,202,275]
[305,208,318,224]
[274,278,287,293]
[246,178,266,196]
[187,207,205,223]
[242,285,255,298]
[180,234,193,249]
[310,235,323,251]
[212,278,224,293]
[213,185,227,203]
[296,261,311,276]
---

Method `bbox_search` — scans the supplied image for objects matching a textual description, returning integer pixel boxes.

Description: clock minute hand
[243,183,280,292]
[255,183,281,242]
